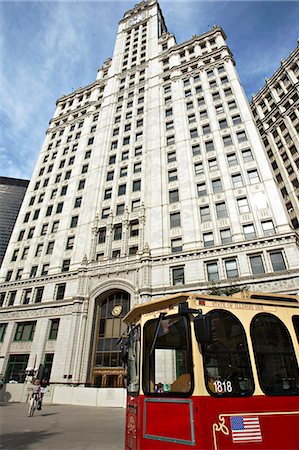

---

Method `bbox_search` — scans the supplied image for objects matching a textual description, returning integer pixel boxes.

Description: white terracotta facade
[0,0,299,388]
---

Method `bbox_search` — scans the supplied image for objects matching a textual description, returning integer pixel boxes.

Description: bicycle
[28,393,40,417]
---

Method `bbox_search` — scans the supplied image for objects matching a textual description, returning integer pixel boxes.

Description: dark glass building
[0,177,29,266]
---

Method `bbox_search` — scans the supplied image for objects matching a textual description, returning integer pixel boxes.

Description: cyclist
[28,379,41,417]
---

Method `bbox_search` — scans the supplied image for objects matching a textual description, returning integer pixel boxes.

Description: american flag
[230,416,262,443]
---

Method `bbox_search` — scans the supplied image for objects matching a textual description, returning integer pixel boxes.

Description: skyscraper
[0,177,29,266]
[0,0,298,388]
[250,42,299,229]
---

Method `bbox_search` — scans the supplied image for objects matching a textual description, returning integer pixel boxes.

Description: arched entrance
[90,290,129,388]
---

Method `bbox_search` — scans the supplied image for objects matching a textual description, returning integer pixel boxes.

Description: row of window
[141,311,299,397]
[0,283,66,308]
[171,250,287,285]
[0,318,60,344]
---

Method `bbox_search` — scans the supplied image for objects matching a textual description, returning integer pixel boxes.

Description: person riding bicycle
[28,379,41,416]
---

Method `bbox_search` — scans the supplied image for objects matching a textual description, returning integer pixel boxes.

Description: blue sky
[1,0,298,180]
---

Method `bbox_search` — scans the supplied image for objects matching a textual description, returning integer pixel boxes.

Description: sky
[1,0,298,180]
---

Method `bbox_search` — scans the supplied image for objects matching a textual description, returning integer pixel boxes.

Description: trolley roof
[123,291,299,324]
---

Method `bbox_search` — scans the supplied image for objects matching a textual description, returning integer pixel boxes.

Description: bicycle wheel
[28,397,36,417]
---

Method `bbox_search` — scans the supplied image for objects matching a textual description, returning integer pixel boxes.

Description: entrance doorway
[90,291,130,388]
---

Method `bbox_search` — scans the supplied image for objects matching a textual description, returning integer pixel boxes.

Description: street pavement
[0,403,126,450]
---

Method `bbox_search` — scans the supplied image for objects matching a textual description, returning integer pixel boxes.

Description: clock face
[112,305,123,317]
[127,12,146,27]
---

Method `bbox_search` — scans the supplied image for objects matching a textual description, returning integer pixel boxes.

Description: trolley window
[293,316,299,343]
[127,326,140,395]
[201,310,254,397]
[251,313,299,396]
[143,315,193,396]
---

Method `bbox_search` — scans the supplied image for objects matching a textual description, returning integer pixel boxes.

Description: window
[192,144,201,155]
[169,189,179,204]
[41,264,49,275]
[205,140,214,152]
[172,267,185,285]
[4,354,29,383]
[132,199,140,210]
[112,250,121,259]
[231,173,243,188]
[74,197,82,208]
[102,208,110,219]
[249,255,265,274]
[208,159,218,171]
[223,135,233,147]
[78,179,85,190]
[212,179,223,193]
[167,151,176,163]
[8,291,16,306]
[167,135,175,146]
[219,119,228,129]
[197,183,207,197]
[170,212,181,228]
[232,115,241,125]
[206,262,219,281]
[109,155,116,164]
[65,236,75,250]
[11,249,19,262]
[194,162,203,175]
[5,271,13,282]
[248,169,260,184]
[132,180,141,192]
[200,206,211,222]
[0,323,7,342]
[143,315,193,395]
[49,319,60,340]
[130,221,139,237]
[171,238,182,253]
[56,283,66,300]
[269,251,286,271]
[202,310,254,397]
[237,197,249,214]
[15,269,23,280]
[62,259,70,272]
[168,169,177,182]
[30,266,38,278]
[190,129,198,139]
[203,232,214,247]
[122,151,129,160]
[116,204,125,216]
[243,224,256,240]
[35,244,43,257]
[46,241,54,254]
[34,287,44,303]
[237,131,247,143]
[202,124,211,135]
[220,228,232,244]
[227,153,238,167]
[225,258,239,278]
[134,162,142,173]
[70,216,78,228]
[262,220,275,236]
[251,314,299,395]
[114,224,122,240]
[104,188,112,200]
[56,202,64,213]
[23,288,32,305]
[216,202,227,218]
[107,171,114,181]
[33,209,40,220]
[14,322,36,341]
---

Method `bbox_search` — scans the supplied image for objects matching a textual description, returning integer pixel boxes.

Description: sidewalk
[0,403,126,450]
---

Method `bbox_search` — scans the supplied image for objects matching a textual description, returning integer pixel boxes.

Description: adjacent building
[0,177,29,266]
[1,0,299,388]
[251,41,299,229]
